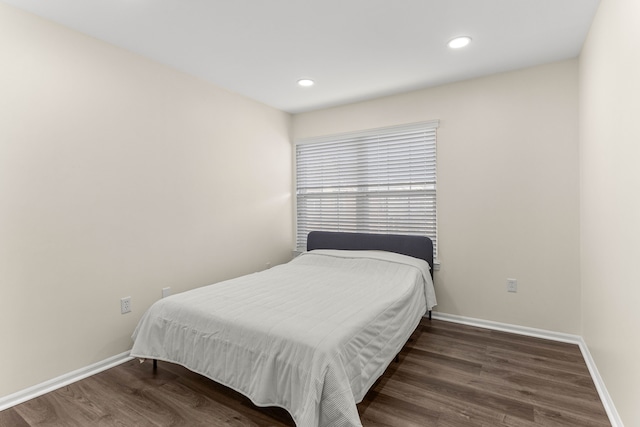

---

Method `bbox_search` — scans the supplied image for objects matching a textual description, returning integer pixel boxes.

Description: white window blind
[295,121,438,256]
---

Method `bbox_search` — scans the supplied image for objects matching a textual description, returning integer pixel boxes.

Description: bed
[130,231,436,427]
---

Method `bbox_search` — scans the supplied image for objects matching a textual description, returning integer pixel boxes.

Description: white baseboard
[430,312,623,427]
[0,351,133,412]
[576,337,625,427]
[431,312,583,343]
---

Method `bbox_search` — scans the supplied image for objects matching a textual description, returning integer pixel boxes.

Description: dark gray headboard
[306,231,434,277]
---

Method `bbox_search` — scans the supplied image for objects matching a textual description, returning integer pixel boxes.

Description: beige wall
[0,3,292,397]
[294,60,581,334]
[580,0,640,425]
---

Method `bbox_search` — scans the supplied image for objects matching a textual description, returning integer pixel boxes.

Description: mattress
[130,249,436,426]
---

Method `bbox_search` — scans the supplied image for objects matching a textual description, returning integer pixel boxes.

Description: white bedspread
[130,250,436,427]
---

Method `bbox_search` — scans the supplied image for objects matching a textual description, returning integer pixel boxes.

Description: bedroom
[0,0,637,426]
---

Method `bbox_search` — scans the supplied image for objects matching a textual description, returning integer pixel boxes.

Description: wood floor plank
[1,319,610,426]
[0,408,30,427]
[157,361,294,426]
[393,368,536,422]
[397,344,606,425]
[360,389,441,425]
[373,375,522,427]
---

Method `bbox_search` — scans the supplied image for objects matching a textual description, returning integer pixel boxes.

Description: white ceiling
[2,0,600,113]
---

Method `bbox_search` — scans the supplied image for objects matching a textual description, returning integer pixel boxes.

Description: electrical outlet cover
[121,297,132,314]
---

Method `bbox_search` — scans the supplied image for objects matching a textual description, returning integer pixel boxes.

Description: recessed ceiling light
[297,79,315,87]
[448,36,472,49]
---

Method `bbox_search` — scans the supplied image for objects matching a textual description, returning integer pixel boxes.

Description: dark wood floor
[0,319,610,426]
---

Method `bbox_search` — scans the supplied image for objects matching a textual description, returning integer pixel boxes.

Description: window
[295,121,438,257]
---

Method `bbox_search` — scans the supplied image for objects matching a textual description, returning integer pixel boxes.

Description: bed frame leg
[428,310,432,320]
[153,359,157,370]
